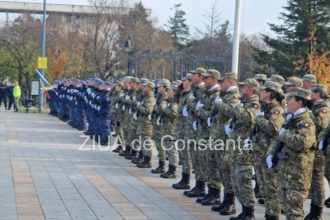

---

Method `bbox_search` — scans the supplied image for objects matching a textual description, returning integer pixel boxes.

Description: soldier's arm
[281,120,315,152]
[257,106,284,136]
[314,108,330,136]
[163,103,178,120]
[138,97,154,115]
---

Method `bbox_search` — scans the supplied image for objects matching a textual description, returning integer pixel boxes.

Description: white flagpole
[231,0,242,76]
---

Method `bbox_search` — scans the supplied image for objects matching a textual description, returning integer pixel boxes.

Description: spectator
[6,82,14,110]
[13,81,21,112]
[0,80,7,109]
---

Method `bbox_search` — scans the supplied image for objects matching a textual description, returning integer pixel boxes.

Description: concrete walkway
[0,110,329,220]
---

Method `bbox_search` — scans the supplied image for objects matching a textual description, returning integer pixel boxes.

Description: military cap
[219,72,238,81]
[131,77,140,83]
[285,76,303,88]
[238,78,260,91]
[268,74,285,85]
[286,87,311,100]
[159,79,171,89]
[194,67,207,74]
[254,74,267,82]
[311,84,329,98]
[182,73,193,81]
[171,80,182,91]
[303,74,317,83]
[202,69,221,80]
[143,80,155,88]
[261,81,284,96]
[139,78,149,84]
[123,76,133,81]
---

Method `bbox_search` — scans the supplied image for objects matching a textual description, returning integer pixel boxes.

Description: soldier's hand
[266,155,273,168]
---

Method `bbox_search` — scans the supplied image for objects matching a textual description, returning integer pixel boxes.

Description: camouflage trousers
[259,165,280,217]
[215,151,233,194]
[122,113,131,148]
[163,138,178,166]
[310,168,325,207]
[282,189,308,220]
[189,142,204,181]
[153,128,166,162]
[140,135,154,157]
[177,140,191,174]
[114,120,125,147]
[230,163,255,207]
[325,152,330,185]
[203,146,222,189]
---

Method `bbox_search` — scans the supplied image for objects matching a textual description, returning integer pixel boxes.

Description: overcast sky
[2,0,288,36]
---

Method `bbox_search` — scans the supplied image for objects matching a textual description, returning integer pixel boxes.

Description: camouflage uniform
[110,87,125,148]
[228,93,259,208]
[268,88,316,220]
[253,97,284,217]
[310,97,330,207]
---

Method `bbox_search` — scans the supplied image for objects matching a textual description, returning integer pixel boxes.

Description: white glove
[193,121,197,131]
[133,112,137,120]
[129,108,132,115]
[115,103,119,109]
[148,114,152,121]
[214,96,222,104]
[189,93,196,100]
[196,101,204,110]
[207,117,212,128]
[182,106,189,117]
[125,95,129,100]
[156,117,161,126]
[243,138,252,149]
[122,105,126,111]
[256,110,264,117]
[286,114,292,121]
[224,124,233,136]
[266,155,273,168]
[137,101,141,107]
[279,128,286,136]
[318,140,324,150]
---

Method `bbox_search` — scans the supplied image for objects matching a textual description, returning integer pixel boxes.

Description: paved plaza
[0,110,329,220]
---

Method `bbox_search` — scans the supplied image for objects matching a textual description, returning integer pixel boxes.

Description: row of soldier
[48,70,330,220]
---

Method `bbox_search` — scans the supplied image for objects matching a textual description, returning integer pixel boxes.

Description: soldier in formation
[47,70,330,220]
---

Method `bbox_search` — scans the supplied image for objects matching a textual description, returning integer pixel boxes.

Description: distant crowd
[0,80,21,112]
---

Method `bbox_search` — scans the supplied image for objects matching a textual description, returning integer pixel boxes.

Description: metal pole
[38,0,47,113]
[231,0,242,75]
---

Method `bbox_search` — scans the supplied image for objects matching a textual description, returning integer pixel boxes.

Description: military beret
[254,74,267,82]
[286,87,311,101]
[285,76,303,88]
[238,78,260,91]
[202,69,221,80]
[261,81,284,96]
[159,79,171,89]
[219,72,238,81]
[303,74,317,83]
[311,84,329,98]
[268,74,285,85]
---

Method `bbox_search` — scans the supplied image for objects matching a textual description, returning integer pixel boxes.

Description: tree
[48,47,68,80]
[253,0,330,77]
[166,4,190,49]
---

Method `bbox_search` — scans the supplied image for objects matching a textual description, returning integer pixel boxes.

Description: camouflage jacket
[176,90,191,139]
[272,110,316,190]
[160,97,178,137]
[136,92,155,137]
[229,95,260,165]
[253,99,284,160]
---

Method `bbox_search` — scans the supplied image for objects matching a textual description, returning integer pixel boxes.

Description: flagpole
[38,0,47,113]
[231,0,242,76]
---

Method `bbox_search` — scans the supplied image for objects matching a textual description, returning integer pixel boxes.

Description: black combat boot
[100,137,109,146]
[112,145,122,153]
[219,192,236,215]
[211,192,227,212]
[119,145,131,156]
[151,160,165,174]
[305,204,322,220]
[160,165,176,178]
[132,151,143,164]
[196,185,212,203]
[137,156,151,168]
[172,173,190,190]
[265,214,279,220]
[125,149,137,160]
[201,187,220,206]
[184,182,197,196]
[186,180,206,198]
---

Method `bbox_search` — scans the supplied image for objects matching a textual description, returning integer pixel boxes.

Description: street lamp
[123,34,133,76]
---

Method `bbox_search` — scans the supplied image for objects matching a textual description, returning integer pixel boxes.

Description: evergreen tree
[253,0,330,77]
[166,4,190,49]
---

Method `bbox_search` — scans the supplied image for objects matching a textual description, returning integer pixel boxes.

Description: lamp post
[38,0,47,113]
[123,34,132,76]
